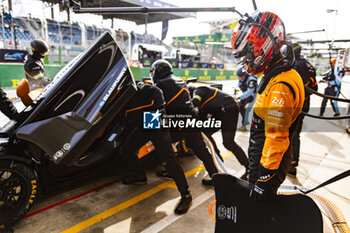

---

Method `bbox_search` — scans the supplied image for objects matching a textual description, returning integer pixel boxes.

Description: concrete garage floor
[2,80,350,233]
[10,133,246,233]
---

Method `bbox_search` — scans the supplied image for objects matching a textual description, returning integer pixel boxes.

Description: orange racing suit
[248,65,304,195]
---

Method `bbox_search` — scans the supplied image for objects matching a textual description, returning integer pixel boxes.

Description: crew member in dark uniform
[24,39,50,90]
[231,11,304,201]
[0,87,17,119]
[289,43,318,176]
[189,85,250,180]
[150,60,220,186]
[121,82,192,215]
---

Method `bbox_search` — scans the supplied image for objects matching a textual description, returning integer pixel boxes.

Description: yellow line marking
[166,182,178,189]
[61,152,234,233]
[222,152,233,159]
[185,164,205,178]
[61,182,171,233]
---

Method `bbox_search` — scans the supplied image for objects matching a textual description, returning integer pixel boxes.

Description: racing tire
[0,160,37,230]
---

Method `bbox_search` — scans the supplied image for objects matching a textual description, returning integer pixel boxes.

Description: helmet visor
[232,22,253,60]
[40,51,48,57]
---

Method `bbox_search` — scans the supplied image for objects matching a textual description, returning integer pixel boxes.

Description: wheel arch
[0,155,33,165]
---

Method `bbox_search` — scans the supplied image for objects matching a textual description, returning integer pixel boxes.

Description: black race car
[0,31,137,229]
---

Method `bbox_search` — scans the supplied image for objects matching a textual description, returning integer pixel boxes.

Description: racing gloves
[250,165,277,202]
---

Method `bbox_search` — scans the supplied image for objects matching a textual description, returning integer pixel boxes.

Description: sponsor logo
[53,143,71,160]
[218,205,227,219]
[103,67,127,102]
[63,143,71,150]
[268,109,284,117]
[29,180,37,204]
[259,174,272,181]
[254,55,262,64]
[4,52,24,60]
[235,31,246,49]
[217,205,237,222]
[271,96,285,106]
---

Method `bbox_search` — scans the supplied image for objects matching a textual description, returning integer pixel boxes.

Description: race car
[0,31,137,230]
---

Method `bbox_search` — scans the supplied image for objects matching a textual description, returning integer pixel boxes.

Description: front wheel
[0,161,37,230]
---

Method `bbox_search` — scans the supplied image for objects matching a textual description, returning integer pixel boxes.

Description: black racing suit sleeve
[294,58,318,94]
[191,88,202,109]
[0,87,18,119]
[24,58,49,90]
[191,88,207,117]
[308,62,317,92]
[137,82,165,109]
[25,61,45,80]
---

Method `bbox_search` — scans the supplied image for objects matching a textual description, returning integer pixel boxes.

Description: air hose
[302,112,350,120]
[208,188,350,233]
[303,86,350,119]
[278,185,350,233]
[309,193,350,233]
[208,175,350,233]
[305,86,350,103]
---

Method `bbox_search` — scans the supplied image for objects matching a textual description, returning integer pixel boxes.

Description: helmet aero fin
[231,11,286,75]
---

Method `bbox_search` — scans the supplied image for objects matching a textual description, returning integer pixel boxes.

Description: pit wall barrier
[0,63,239,88]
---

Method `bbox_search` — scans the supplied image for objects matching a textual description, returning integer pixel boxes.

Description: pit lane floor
[2,80,350,233]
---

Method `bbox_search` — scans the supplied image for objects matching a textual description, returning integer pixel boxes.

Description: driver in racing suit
[231,11,304,201]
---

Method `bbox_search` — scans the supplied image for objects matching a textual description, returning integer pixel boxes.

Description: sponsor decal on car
[53,143,71,161]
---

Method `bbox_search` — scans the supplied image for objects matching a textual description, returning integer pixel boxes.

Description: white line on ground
[141,189,215,233]
[141,170,243,233]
